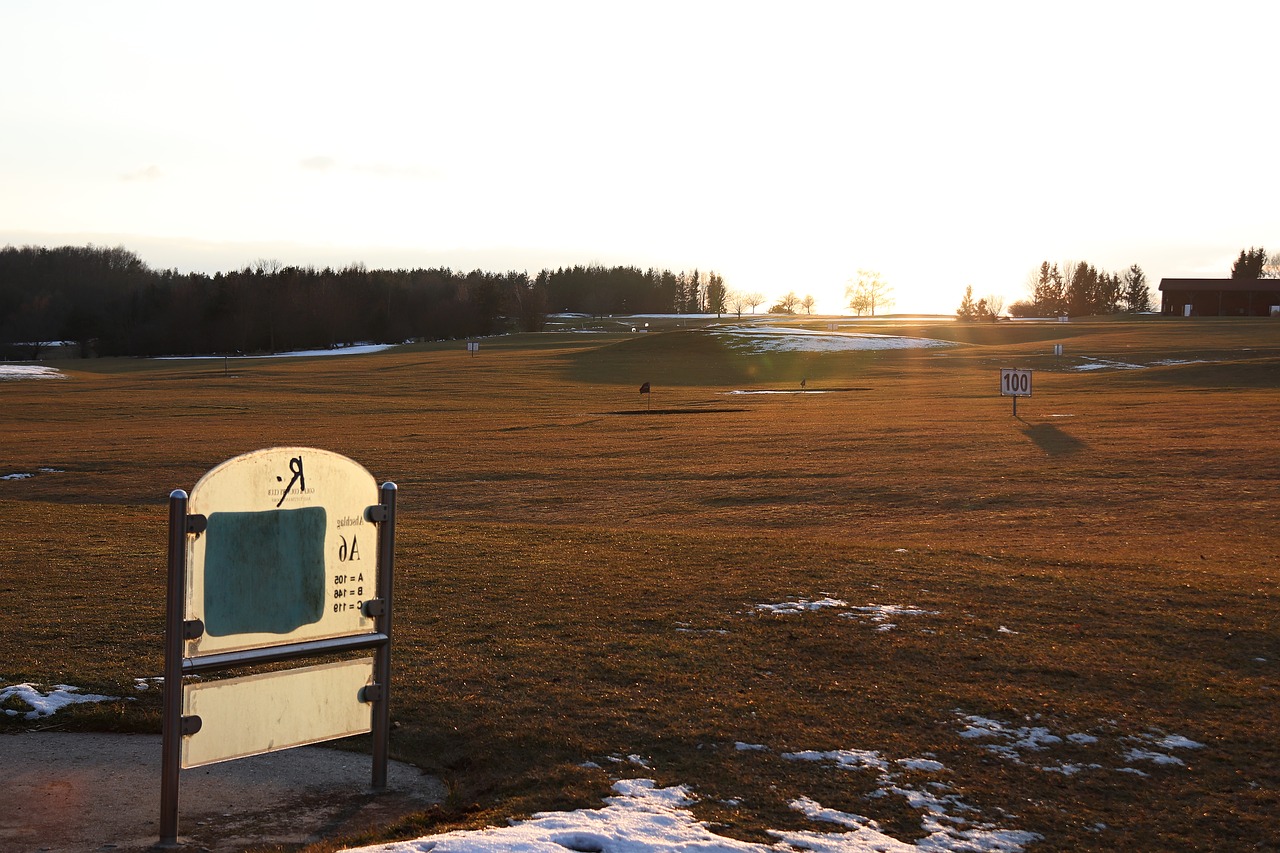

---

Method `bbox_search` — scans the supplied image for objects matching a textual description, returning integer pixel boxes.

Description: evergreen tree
[1122,265,1150,312]
[1032,262,1067,315]
[685,269,702,314]
[704,272,727,316]
[1231,247,1266,279]
[956,285,978,320]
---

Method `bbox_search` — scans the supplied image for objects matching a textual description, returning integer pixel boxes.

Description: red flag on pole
[639,382,650,394]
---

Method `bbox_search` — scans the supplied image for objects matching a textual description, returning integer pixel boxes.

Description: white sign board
[185,447,379,657]
[1000,368,1032,397]
[181,657,374,768]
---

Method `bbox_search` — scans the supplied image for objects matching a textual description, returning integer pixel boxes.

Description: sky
[4,1,1279,314]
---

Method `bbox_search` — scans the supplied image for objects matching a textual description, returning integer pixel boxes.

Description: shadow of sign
[1021,422,1086,457]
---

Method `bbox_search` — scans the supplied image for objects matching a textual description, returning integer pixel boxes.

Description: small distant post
[639,381,651,411]
[1000,368,1032,416]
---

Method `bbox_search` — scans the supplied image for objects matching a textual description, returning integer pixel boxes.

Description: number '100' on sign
[1000,368,1032,397]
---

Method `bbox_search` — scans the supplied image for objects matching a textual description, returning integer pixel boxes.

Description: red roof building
[1158,279,1280,317]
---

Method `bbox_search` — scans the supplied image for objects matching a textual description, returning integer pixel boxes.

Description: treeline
[0,245,727,358]
[1008,261,1150,318]
[537,266,726,316]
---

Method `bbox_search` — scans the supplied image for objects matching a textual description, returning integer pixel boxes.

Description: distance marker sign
[1000,368,1032,397]
[184,447,379,657]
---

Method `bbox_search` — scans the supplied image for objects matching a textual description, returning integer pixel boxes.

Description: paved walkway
[0,732,445,852]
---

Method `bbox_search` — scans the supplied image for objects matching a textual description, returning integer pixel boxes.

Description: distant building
[1158,279,1280,317]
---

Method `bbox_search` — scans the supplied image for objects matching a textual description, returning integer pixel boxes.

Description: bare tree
[983,294,1005,318]
[726,290,750,319]
[845,269,893,316]
[745,292,766,314]
[800,294,816,314]
[1265,251,1280,279]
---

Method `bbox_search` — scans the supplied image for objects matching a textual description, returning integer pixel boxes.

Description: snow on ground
[1068,356,1214,372]
[156,343,395,360]
[338,707,1204,853]
[2,467,64,481]
[1069,357,1145,371]
[715,326,955,354]
[1,683,121,719]
[3,671,1211,852]
[344,775,1038,853]
[756,597,848,615]
[954,712,1203,777]
[755,598,938,632]
[782,747,1039,852]
[0,364,66,380]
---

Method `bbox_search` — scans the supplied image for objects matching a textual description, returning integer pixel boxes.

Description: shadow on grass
[1020,421,1086,456]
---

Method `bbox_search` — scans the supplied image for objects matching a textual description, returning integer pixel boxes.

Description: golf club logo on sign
[270,454,314,506]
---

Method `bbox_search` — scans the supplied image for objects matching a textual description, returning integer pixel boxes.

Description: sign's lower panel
[181,657,374,769]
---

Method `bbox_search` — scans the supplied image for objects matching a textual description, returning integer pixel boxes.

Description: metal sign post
[1000,368,1033,416]
[159,448,397,847]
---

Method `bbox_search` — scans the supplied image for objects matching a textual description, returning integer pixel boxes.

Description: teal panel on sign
[204,508,327,636]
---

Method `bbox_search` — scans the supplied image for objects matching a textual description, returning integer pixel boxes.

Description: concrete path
[0,732,445,852]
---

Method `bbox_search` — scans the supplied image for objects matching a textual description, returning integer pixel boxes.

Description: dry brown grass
[1,316,1277,851]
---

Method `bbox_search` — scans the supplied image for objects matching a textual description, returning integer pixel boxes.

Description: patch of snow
[1123,749,1185,767]
[154,343,395,361]
[953,712,1205,777]
[1148,734,1204,750]
[955,715,1062,759]
[674,622,729,636]
[753,599,937,632]
[735,742,768,752]
[0,364,67,380]
[2,472,34,480]
[716,326,955,354]
[756,598,848,615]
[1118,732,1203,767]
[1,683,120,719]
[843,604,940,628]
[1069,357,1146,371]
[606,753,652,768]
[781,748,1039,851]
[783,749,890,772]
[344,777,1036,853]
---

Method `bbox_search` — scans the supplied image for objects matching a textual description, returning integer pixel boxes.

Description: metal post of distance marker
[159,489,188,847]
[371,482,397,790]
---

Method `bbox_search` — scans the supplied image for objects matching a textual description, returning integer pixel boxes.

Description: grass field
[1,315,1277,851]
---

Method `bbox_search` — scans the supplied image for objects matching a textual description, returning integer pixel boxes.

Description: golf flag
[639,382,651,394]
